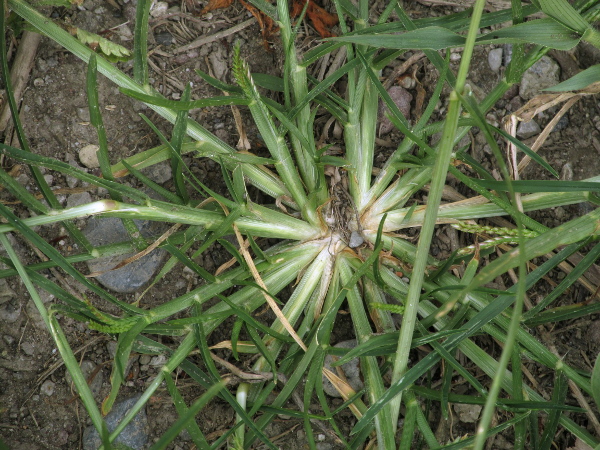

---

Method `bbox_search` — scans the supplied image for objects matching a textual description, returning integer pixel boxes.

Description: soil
[1,0,600,449]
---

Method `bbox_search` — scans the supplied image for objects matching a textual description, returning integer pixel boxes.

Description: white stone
[150,1,169,17]
[79,144,100,169]
[488,48,503,72]
[40,380,55,396]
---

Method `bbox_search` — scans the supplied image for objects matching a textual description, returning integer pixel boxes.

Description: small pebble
[349,231,364,248]
[150,1,168,17]
[453,403,482,423]
[21,341,35,356]
[40,380,55,396]
[66,192,92,209]
[561,163,573,181]
[154,32,173,46]
[79,144,100,169]
[379,86,412,135]
[516,120,541,139]
[323,340,363,397]
[488,48,503,72]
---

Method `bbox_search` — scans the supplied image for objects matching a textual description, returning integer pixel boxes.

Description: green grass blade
[133,0,151,86]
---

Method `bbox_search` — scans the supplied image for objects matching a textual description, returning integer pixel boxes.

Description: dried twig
[0,31,42,139]
[173,18,256,54]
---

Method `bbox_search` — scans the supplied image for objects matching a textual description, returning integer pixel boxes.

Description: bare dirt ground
[1,0,600,449]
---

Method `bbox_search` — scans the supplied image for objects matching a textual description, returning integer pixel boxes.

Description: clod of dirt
[378,86,412,136]
[83,395,149,450]
[519,55,560,100]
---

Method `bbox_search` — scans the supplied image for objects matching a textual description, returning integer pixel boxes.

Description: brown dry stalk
[231,221,308,351]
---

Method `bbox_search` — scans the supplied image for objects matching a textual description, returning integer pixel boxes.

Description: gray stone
[516,119,541,139]
[65,360,104,398]
[503,44,512,66]
[0,298,22,323]
[21,341,35,356]
[25,290,53,330]
[83,217,167,293]
[83,395,149,450]
[488,48,503,72]
[141,162,172,184]
[379,86,412,135]
[154,32,173,46]
[0,279,16,305]
[453,403,482,423]
[323,340,364,397]
[552,114,569,132]
[519,56,560,100]
[66,192,92,209]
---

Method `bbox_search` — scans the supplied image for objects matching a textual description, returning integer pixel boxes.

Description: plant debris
[195,0,338,48]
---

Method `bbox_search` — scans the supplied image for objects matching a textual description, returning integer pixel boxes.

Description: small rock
[138,354,151,365]
[83,217,167,293]
[349,231,364,248]
[316,443,333,450]
[488,48,503,72]
[21,341,35,356]
[0,279,16,305]
[141,162,172,184]
[154,31,173,46]
[79,144,100,169]
[0,298,22,323]
[65,360,104,398]
[150,1,169,17]
[40,380,55,396]
[15,173,30,188]
[83,395,149,450]
[149,355,167,367]
[106,341,118,359]
[503,44,512,66]
[323,340,364,397]
[66,192,92,209]
[453,403,482,423]
[209,49,228,81]
[77,108,91,122]
[379,86,412,136]
[552,114,569,132]
[519,56,560,100]
[561,163,573,181]
[25,293,53,330]
[516,119,541,139]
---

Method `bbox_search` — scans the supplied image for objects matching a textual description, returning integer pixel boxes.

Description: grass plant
[2,0,600,448]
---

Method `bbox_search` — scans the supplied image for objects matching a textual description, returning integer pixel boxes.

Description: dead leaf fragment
[291,0,339,38]
[198,0,234,15]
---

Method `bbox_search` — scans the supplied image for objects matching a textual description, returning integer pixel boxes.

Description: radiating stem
[389,0,487,431]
